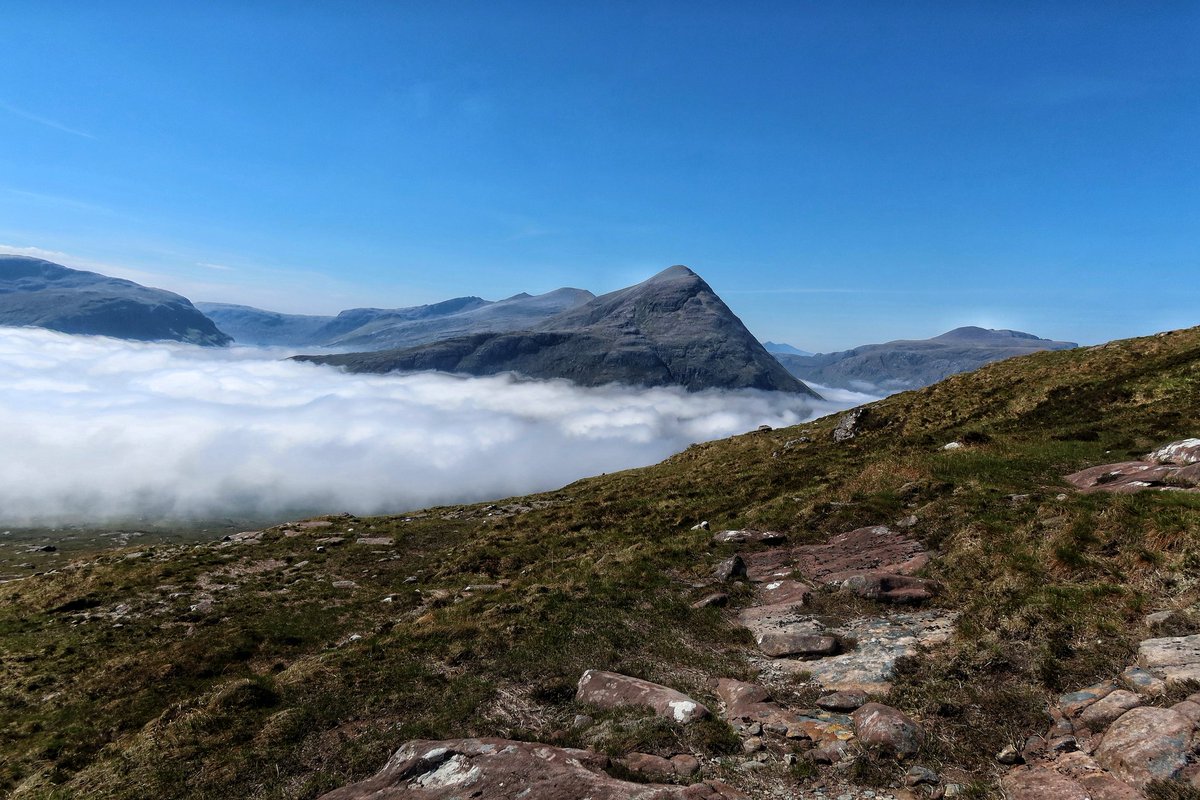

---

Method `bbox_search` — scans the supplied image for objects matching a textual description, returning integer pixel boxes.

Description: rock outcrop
[1065,439,1200,493]
[1003,631,1200,797]
[316,738,744,799]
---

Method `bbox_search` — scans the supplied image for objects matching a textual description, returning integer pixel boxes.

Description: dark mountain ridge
[297,265,819,395]
[0,256,231,346]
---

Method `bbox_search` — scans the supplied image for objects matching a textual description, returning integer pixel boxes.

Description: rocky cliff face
[775,326,1077,392]
[0,256,231,346]
[296,266,819,395]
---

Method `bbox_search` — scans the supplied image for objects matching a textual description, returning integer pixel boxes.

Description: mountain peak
[648,264,699,281]
[933,326,1046,344]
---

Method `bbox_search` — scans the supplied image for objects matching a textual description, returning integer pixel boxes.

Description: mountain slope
[0,256,231,346]
[197,289,594,349]
[776,325,1077,391]
[297,266,817,395]
[2,326,1199,798]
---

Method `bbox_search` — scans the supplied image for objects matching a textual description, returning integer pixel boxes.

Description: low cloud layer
[0,327,870,525]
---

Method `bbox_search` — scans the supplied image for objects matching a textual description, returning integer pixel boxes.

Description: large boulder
[1094,706,1192,787]
[576,670,710,724]
[850,702,923,758]
[317,738,745,799]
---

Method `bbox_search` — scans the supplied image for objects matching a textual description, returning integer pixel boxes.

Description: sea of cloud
[0,327,875,525]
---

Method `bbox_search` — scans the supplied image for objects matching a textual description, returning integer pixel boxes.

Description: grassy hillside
[2,326,1199,798]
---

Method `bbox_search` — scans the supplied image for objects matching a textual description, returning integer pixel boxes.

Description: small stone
[621,752,675,780]
[713,529,786,545]
[692,592,729,609]
[1076,689,1141,731]
[714,555,747,582]
[905,766,939,786]
[942,441,963,450]
[943,785,966,798]
[851,703,923,758]
[691,521,710,531]
[403,575,417,584]
[746,721,763,736]
[1144,610,1172,629]
[996,744,1023,765]
[755,632,840,658]
[1121,666,1166,697]
[572,714,594,729]
[1049,736,1078,753]
[332,579,357,589]
[817,690,869,712]
[743,736,764,754]
[671,754,700,777]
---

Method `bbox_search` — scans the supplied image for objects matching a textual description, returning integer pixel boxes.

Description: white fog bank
[0,327,870,525]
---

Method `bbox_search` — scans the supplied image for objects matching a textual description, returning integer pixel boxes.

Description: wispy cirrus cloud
[0,100,95,139]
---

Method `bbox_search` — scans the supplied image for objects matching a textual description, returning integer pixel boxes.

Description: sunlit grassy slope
[2,326,1198,798]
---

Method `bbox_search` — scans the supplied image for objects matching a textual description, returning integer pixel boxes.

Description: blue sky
[1,2,1196,351]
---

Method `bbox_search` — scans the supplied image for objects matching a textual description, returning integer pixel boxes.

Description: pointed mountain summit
[297,265,819,395]
[0,256,231,346]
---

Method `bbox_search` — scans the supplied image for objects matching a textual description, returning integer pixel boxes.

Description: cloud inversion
[0,327,869,525]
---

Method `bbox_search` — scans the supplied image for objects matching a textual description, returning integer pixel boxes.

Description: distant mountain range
[1,254,1076,398]
[296,266,818,395]
[762,341,813,357]
[774,326,1078,391]
[196,288,595,349]
[0,256,231,346]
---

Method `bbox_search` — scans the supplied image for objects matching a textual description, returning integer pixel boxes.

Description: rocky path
[316,438,1200,799]
[732,524,957,695]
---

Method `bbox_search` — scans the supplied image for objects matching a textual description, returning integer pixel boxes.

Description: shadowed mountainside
[0,256,231,346]
[296,266,817,395]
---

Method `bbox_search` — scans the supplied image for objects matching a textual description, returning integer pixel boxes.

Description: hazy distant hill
[762,341,813,357]
[775,325,1077,391]
[0,256,231,346]
[197,288,594,349]
[298,265,819,395]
